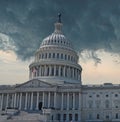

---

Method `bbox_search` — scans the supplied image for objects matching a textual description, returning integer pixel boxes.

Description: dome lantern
[54,13,63,34]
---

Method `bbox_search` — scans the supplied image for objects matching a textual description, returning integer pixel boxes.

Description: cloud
[0,0,120,62]
[79,50,101,66]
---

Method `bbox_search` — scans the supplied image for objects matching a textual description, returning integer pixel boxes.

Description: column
[29,68,31,79]
[72,68,74,78]
[67,92,69,110]
[42,92,45,108]
[36,92,39,110]
[78,113,81,122]
[44,65,47,76]
[77,69,79,80]
[54,65,56,76]
[48,92,50,108]
[25,92,28,110]
[63,66,66,77]
[39,66,41,76]
[73,93,75,110]
[68,67,70,78]
[54,92,56,108]
[60,114,63,122]
[59,66,61,76]
[11,94,14,108]
[19,93,22,110]
[14,93,17,108]
[30,92,33,110]
[16,94,19,108]
[49,65,52,76]
[79,92,81,109]
[0,94,3,110]
[75,69,77,79]
[6,93,9,109]
[72,113,75,121]
[66,114,69,121]
[61,93,64,110]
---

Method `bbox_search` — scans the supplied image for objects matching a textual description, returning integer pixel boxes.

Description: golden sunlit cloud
[0,50,31,85]
[79,50,120,84]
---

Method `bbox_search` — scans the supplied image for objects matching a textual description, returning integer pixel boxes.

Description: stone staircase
[0,110,46,122]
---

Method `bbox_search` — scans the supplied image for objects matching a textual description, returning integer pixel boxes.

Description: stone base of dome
[30,76,81,85]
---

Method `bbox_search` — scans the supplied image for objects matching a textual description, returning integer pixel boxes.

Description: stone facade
[0,18,120,122]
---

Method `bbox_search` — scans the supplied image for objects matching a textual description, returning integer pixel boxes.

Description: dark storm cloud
[0,0,120,60]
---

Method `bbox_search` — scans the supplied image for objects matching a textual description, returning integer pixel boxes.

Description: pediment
[16,79,52,88]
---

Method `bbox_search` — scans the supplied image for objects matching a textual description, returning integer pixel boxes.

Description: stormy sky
[0,0,120,84]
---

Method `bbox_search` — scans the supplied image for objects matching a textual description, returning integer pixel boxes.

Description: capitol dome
[40,23,73,50]
[29,15,82,84]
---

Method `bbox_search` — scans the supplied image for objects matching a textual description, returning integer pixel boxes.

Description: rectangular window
[116,113,118,119]
[97,114,100,119]
[42,54,44,59]
[49,53,51,58]
[65,54,67,60]
[45,53,47,58]
[63,114,66,121]
[68,55,70,60]
[53,53,55,58]
[57,53,59,58]
[61,54,63,59]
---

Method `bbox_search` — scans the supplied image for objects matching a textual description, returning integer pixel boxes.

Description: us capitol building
[0,15,120,122]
